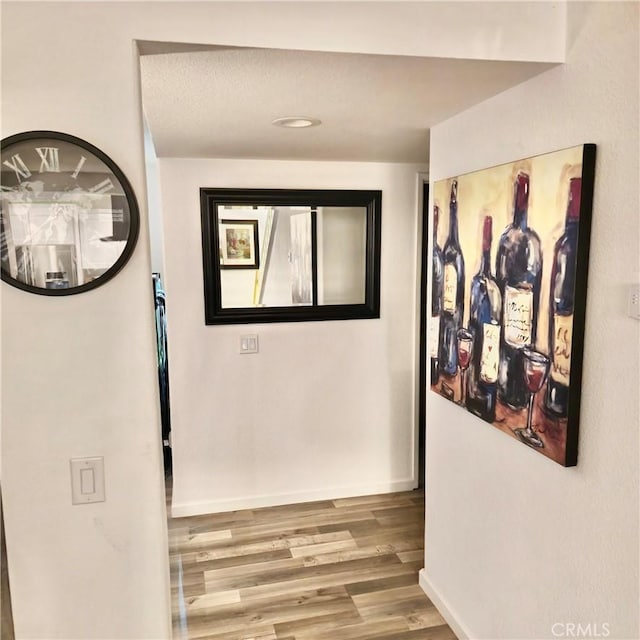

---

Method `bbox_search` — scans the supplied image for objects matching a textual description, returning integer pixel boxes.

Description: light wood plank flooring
[167,485,456,640]
[1,493,15,640]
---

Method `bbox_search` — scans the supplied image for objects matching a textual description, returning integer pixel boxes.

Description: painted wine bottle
[430,205,444,384]
[466,215,502,422]
[545,177,581,417]
[439,180,465,376]
[495,172,543,409]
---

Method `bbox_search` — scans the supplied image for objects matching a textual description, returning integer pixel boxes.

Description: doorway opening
[418,180,429,489]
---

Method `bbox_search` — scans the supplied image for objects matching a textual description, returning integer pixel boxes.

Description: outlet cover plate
[629,284,640,320]
[70,457,105,504]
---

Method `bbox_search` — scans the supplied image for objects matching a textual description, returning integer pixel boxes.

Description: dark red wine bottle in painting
[430,205,444,384]
[466,216,502,422]
[495,173,543,409]
[545,178,581,417]
[439,180,465,376]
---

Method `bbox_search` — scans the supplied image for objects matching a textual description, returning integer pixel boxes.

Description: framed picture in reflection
[219,219,259,269]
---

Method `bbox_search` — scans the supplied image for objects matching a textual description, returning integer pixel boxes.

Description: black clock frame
[0,130,140,296]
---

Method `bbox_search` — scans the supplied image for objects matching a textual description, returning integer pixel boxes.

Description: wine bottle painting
[429,144,596,467]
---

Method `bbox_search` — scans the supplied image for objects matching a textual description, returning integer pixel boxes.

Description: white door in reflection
[289,211,313,305]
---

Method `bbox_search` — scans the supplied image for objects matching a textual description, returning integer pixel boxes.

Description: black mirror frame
[200,188,382,325]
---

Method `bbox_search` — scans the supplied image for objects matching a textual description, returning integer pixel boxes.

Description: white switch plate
[239,334,259,354]
[628,285,640,320]
[70,457,105,505]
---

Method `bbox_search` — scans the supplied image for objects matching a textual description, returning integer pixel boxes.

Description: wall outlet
[239,334,259,354]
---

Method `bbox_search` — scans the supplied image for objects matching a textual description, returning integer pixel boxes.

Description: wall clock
[0,130,139,295]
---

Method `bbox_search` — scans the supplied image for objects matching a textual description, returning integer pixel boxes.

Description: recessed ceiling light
[272,116,321,129]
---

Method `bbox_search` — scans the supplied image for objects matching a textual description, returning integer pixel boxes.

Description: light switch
[80,468,95,494]
[70,457,105,505]
[239,334,259,354]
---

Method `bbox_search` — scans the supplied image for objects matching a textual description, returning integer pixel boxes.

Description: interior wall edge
[419,569,470,640]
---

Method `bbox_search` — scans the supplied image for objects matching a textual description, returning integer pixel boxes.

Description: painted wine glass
[514,348,551,448]
[456,328,473,406]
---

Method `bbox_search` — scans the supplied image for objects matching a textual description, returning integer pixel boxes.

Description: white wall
[159,158,427,515]
[421,3,640,639]
[144,119,167,274]
[1,6,172,640]
[0,1,569,637]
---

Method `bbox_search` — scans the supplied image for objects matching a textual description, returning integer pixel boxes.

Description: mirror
[200,189,381,324]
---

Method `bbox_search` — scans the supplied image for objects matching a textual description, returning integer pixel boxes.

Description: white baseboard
[419,568,471,640]
[170,479,418,518]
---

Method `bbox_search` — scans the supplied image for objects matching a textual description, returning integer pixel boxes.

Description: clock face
[0,130,139,295]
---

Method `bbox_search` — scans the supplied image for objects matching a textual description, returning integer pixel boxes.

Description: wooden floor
[167,484,456,640]
[1,493,15,640]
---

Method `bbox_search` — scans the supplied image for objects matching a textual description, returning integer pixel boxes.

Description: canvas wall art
[430,144,596,467]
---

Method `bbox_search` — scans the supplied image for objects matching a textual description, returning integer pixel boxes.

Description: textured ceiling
[140,45,554,163]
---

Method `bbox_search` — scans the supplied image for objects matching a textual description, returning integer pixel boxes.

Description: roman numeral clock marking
[71,155,87,179]
[3,154,32,182]
[35,147,60,172]
[2,147,116,191]
[88,178,115,194]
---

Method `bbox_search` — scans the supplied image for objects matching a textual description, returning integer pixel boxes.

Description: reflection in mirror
[0,132,139,296]
[200,189,381,324]
[317,206,366,305]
